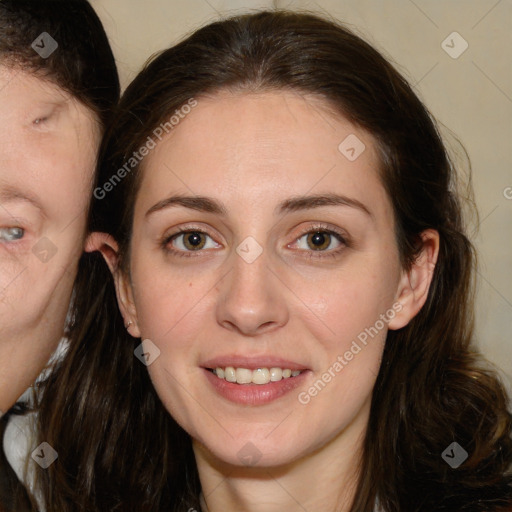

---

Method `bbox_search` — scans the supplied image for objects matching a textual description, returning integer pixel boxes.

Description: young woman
[36,10,511,512]
[0,0,119,509]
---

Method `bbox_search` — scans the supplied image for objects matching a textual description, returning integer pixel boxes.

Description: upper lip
[201,355,308,371]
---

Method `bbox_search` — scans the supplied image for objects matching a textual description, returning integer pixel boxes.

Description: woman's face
[120,90,425,468]
[0,65,100,411]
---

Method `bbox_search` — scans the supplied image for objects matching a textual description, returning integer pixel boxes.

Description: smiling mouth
[208,366,304,385]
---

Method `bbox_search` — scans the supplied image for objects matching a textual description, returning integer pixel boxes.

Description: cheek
[0,260,74,332]
[298,284,388,405]
[293,273,391,437]
[293,257,399,353]
[130,256,214,345]
[0,250,27,288]
[130,263,213,426]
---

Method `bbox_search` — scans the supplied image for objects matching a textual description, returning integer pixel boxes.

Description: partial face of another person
[112,90,436,469]
[0,65,100,412]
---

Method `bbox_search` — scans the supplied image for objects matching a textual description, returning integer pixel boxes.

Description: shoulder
[3,411,37,486]
[3,410,44,510]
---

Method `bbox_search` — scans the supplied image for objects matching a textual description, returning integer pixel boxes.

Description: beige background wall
[90,0,512,389]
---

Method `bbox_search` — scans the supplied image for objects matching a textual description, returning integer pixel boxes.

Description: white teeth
[252,368,270,384]
[269,367,282,381]
[235,368,253,384]
[212,366,303,385]
[224,366,236,383]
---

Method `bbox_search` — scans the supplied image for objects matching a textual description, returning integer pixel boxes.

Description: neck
[194,400,370,512]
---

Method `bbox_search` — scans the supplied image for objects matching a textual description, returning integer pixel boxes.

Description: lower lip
[203,368,309,406]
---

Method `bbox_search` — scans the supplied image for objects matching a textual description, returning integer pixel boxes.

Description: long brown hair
[36,11,512,511]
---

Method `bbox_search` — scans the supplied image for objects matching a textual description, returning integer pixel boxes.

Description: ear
[388,229,440,330]
[85,232,141,338]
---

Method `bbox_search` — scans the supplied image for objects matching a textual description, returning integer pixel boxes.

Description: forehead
[136,90,391,219]
[0,64,100,215]
[0,64,67,107]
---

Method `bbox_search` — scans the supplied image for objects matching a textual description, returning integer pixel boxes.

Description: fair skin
[90,90,439,512]
[0,65,100,413]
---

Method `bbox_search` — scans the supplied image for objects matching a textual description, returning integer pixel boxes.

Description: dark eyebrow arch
[145,193,372,218]
[277,193,372,217]
[146,195,227,217]
[0,186,45,214]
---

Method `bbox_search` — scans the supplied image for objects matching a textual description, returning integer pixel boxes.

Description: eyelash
[161,224,349,259]
[292,223,348,259]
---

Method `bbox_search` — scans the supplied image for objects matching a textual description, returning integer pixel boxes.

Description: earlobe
[114,270,142,338]
[388,229,440,330]
[85,232,141,338]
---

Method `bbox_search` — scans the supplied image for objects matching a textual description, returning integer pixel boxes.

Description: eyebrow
[146,193,372,218]
[277,193,372,217]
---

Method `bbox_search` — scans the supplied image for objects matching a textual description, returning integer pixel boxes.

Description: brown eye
[306,231,332,251]
[180,231,206,251]
[163,227,222,258]
[289,228,346,256]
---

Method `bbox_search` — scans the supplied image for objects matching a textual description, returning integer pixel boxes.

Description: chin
[193,429,314,470]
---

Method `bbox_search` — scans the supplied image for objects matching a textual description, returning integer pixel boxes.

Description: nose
[215,246,289,337]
